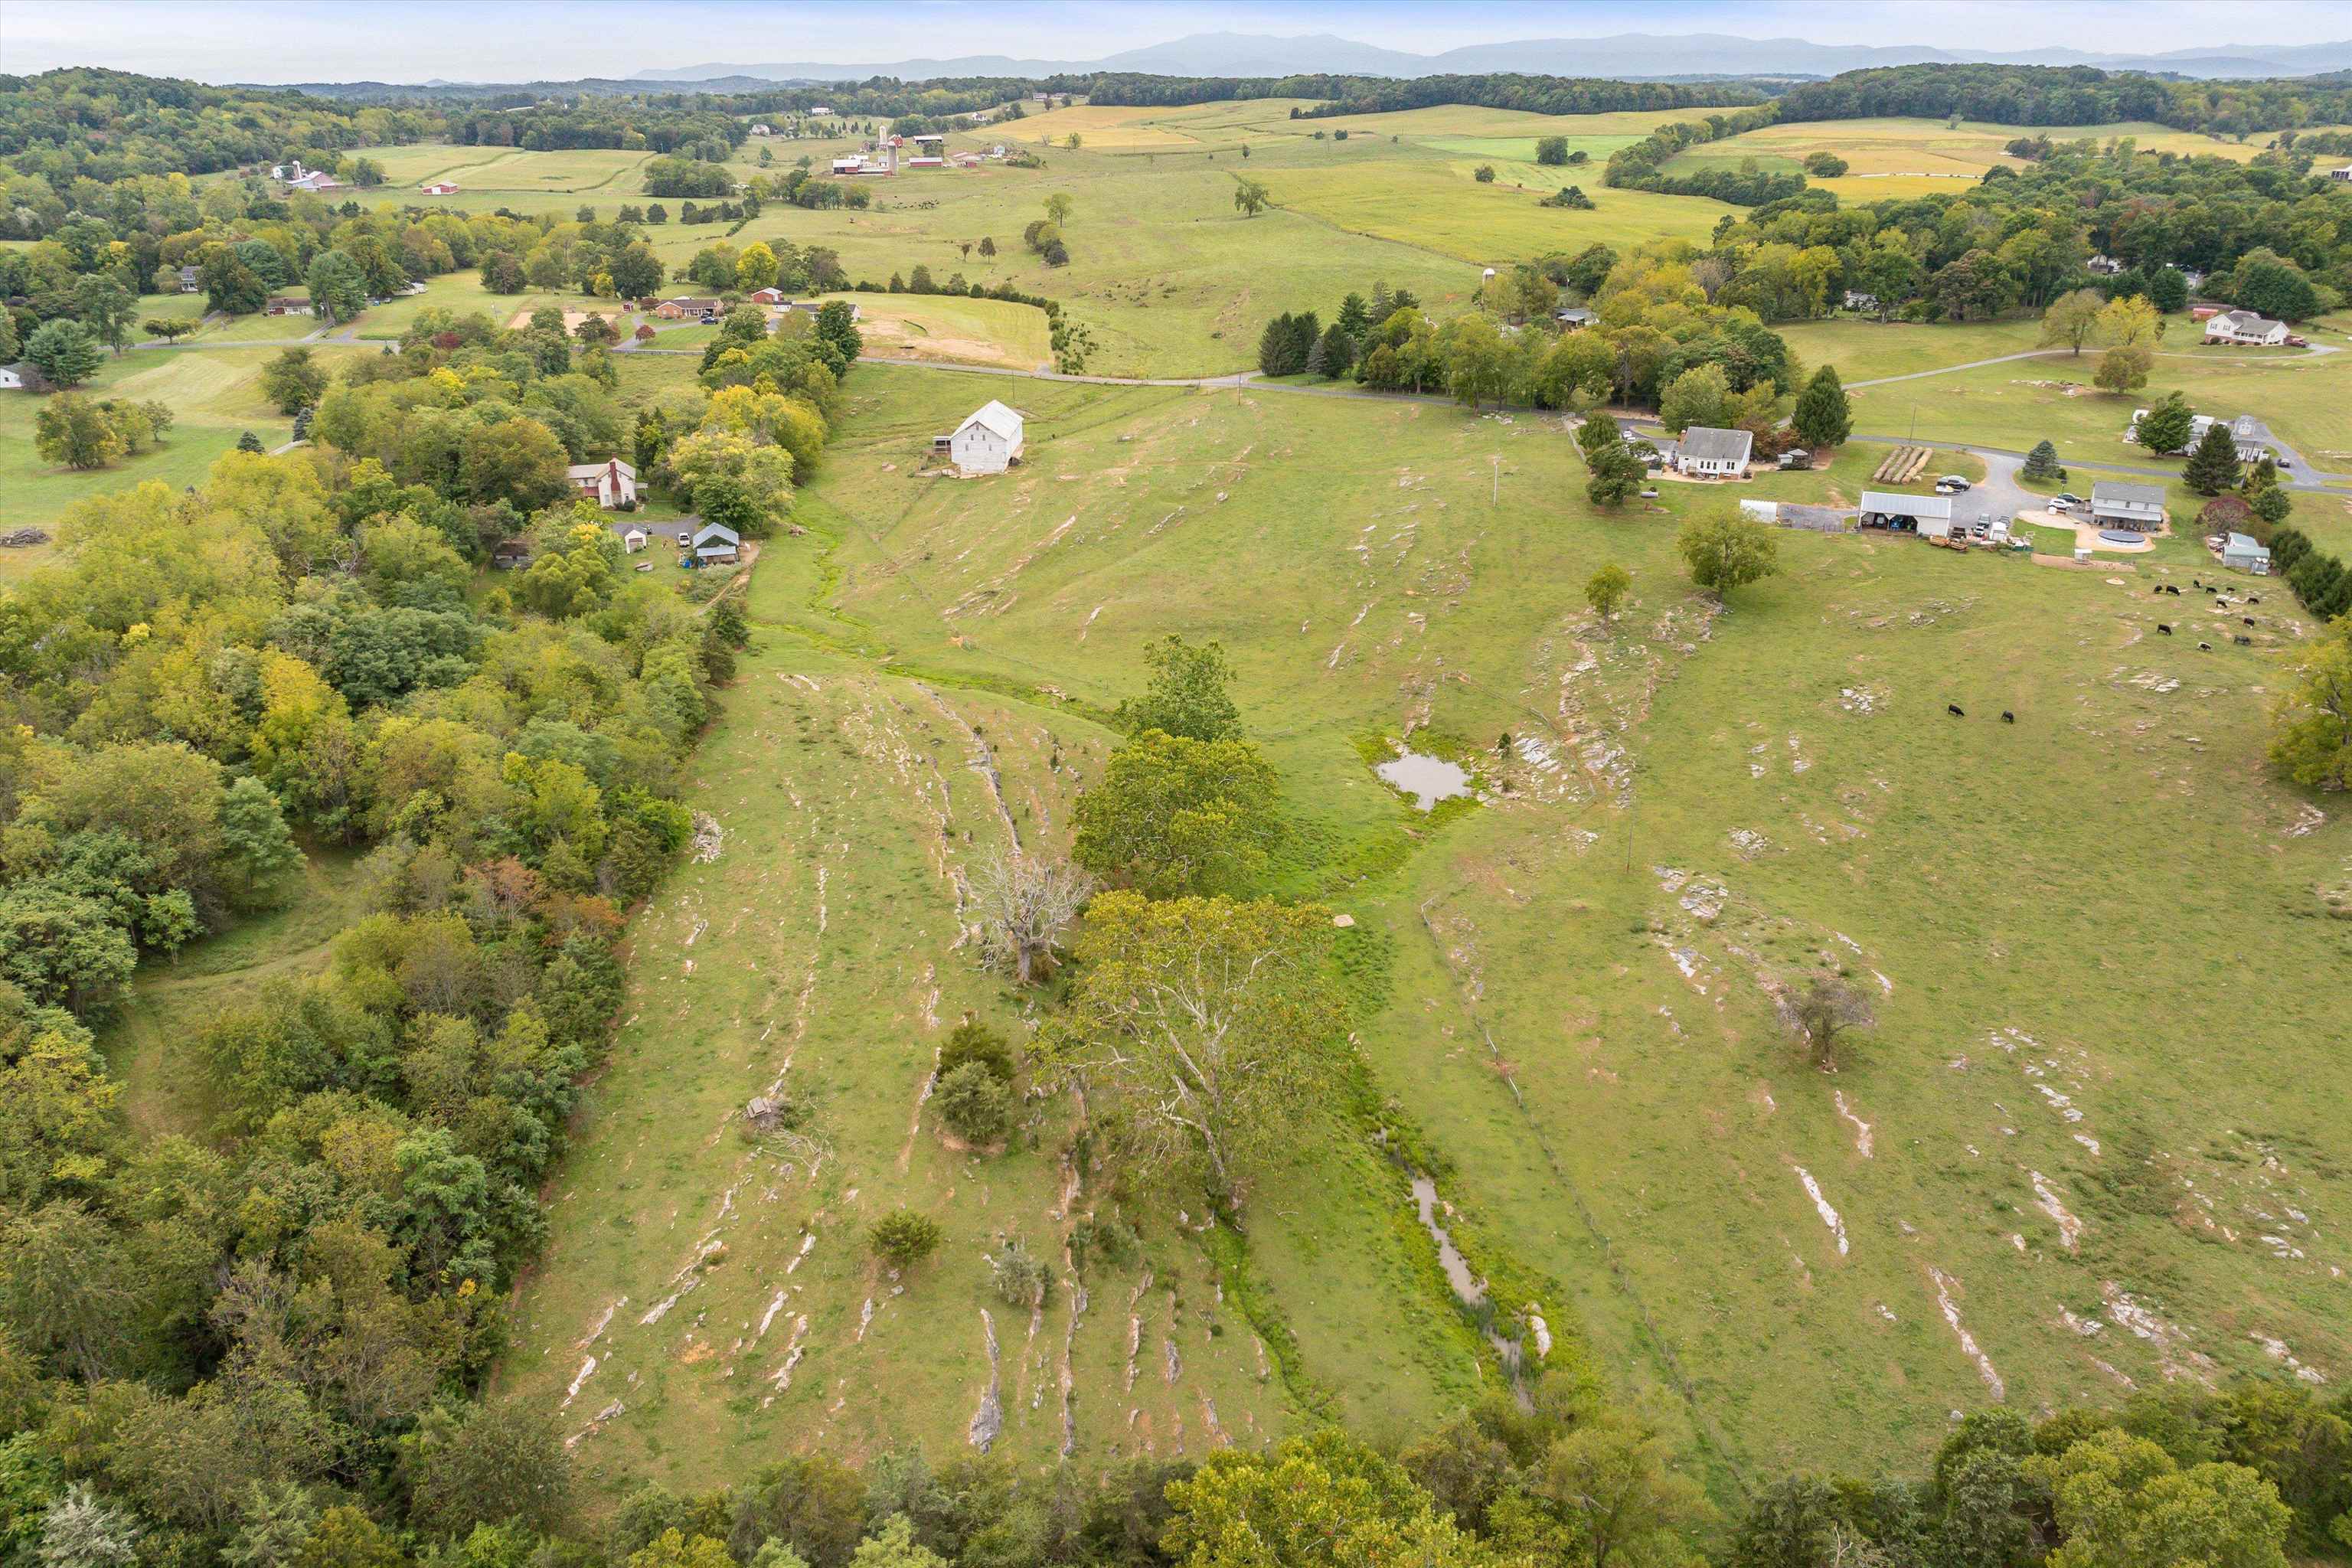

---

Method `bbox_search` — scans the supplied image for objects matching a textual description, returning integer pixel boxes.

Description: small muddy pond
[1410,1173,1534,1410]
[1377,750,1472,812]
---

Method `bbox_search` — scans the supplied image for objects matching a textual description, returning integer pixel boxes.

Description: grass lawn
[100,846,370,1141]
[506,364,2351,1504]
[439,147,654,194]
[0,347,363,560]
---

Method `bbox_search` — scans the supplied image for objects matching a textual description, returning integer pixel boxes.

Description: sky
[0,0,2342,83]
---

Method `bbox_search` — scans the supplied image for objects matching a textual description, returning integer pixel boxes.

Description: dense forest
[1091,72,1769,116]
[1775,62,2352,136]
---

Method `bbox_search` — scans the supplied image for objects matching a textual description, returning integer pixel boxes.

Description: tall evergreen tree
[2021,439,2066,482]
[2133,393,2195,456]
[1789,364,1851,449]
[2183,421,2242,495]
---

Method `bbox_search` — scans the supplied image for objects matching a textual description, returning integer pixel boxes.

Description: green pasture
[508,363,2350,1503]
[0,347,355,566]
[1259,162,1732,266]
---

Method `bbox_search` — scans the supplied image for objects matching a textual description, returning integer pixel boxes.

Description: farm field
[669,158,1481,377]
[812,292,1055,370]
[1258,162,1733,266]
[507,363,2352,1507]
[345,140,522,185]
[1663,116,2294,181]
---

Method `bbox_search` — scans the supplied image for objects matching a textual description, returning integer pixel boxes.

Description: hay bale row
[1872,446,1933,484]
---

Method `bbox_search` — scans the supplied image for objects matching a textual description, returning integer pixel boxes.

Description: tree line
[1775,61,2352,137]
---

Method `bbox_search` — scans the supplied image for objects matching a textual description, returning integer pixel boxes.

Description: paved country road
[117,324,2350,488]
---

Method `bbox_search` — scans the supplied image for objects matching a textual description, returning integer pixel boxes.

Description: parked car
[2054,492,2083,508]
[675,530,692,544]
[1936,475,1971,492]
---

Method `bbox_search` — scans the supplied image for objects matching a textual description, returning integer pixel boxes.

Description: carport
[1859,490,1955,537]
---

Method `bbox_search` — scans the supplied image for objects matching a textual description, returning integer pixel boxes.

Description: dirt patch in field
[508,308,605,333]
[854,307,1034,369]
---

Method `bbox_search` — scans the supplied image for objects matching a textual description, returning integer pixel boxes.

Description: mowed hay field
[813,292,1054,370]
[1664,117,2293,181]
[508,364,2352,1504]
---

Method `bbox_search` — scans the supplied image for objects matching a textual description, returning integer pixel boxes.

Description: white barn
[948,400,1025,475]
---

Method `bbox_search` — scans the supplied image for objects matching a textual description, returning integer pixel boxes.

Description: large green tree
[2133,392,2195,456]
[2183,420,2243,495]
[23,319,103,388]
[2269,615,2352,792]
[1047,893,1343,1202]
[1113,635,1241,742]
[1071,730,1279,898]
[1677,509,1782,599]
[2034,1429,2289,1568]
[260,347,328,416]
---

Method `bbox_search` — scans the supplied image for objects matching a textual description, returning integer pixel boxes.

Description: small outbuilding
[2089,481,2167,532]
[419,181,460,195]
[1554,306,1596,329]
[0,364,23,390]
[946,400,1025,475]
[1671,426,1753,478]
[1859,490,1954,536]
[2222,532,2271,574]
[691,522,742,564]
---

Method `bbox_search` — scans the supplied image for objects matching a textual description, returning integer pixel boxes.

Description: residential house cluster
[2128,407,2275,462]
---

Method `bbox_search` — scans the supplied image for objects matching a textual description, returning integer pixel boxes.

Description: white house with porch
[567,458,638,508]
[1670,426,1753,478]
[944,400,1025,475]
[2203,309,2288,345]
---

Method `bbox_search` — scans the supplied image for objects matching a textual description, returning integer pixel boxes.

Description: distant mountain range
[629,31,2352,86]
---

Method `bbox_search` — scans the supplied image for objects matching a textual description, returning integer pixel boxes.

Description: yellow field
[1263,161,1733,265]
[1008,102,1252,149]
[1291,103,1743,141]
[1669,117,2297,181]
[1810,172,1990,201]
[815,292,1054,371]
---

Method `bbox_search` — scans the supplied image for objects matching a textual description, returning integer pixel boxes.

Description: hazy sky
[1,0,2341,83]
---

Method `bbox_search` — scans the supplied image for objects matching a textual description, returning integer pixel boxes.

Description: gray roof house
[1671,426,1753,477]
[1554,306,1597,328]
[2089,481,2167,531]
[691,521,741,563]
[2222,532,2271,574]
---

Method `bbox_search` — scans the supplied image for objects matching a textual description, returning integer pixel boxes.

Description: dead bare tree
[973,851,1091,984]
[1778,974,1875,1072]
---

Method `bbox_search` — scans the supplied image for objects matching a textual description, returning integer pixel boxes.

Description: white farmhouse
[946,400,1025,475]
[2203,309,2288,346]
[567,457,638,508]
[1671,426,1753,478]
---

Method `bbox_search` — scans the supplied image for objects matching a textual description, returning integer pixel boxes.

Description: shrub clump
[988,1240,1052,1306]
[936,1062,1015,1146]
[871,1210,943,1272]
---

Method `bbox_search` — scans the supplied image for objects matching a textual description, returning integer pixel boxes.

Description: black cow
[2198,642,2213,651]
[2001,710,2015,723]
[2158,623,2172,634]
[2244,616,2256,627]
[1947,704,1965,717]
[2249,595,2261,604]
